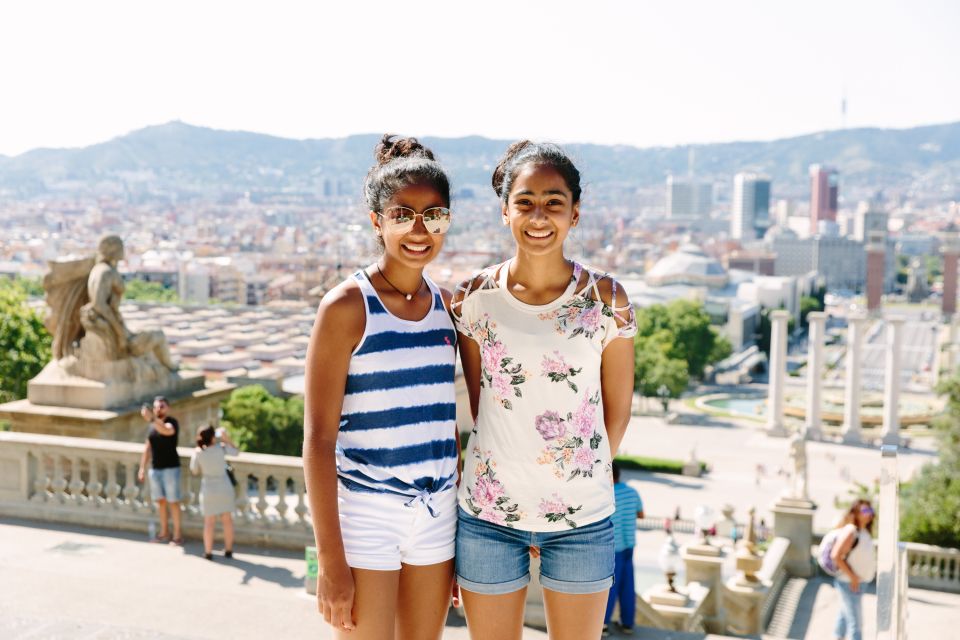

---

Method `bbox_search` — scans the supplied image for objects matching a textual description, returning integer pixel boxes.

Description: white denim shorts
[338,483,456,571]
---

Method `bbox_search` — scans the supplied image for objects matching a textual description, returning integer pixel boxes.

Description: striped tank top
[336,269,459,507]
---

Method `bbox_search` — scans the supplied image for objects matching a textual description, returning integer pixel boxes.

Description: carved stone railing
[0,431,313,550]
[758,537,791,631]
[904,542,960,593]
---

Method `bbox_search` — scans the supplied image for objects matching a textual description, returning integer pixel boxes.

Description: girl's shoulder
[451,263,504,315]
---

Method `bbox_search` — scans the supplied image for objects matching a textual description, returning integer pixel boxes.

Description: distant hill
[0,120,957,201]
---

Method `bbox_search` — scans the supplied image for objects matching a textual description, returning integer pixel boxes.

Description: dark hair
[841,498,875,535]
[612,461,621,482]
[153,395,169,405]
[492,141,582,204]
[363,134,451,213]
[196,425,215,449]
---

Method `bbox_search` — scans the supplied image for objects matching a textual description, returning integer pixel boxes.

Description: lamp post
[658,384,670,414]
[694,504,717,547]
[659,530,683,593]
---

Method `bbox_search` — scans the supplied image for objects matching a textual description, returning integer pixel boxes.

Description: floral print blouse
[453,261,637,531]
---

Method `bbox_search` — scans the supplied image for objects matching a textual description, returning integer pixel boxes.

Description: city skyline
[1,1,959,156]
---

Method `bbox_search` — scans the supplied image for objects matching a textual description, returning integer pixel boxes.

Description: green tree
[900,375,960,548]
[220,385,304,456]
[756,307,796,357]
[124,279,179,303]
[799,295,823,329]
[634,299,729,379]
[634,331,689,401]
[0,281,52,403]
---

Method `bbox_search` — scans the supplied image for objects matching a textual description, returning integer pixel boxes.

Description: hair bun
[375,134,434,166]
[491,140,532,197]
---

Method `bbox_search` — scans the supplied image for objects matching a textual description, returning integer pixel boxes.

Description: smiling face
[502,163,579,257]
[369,181,448,268]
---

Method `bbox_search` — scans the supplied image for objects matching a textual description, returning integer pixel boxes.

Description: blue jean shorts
[456,507,614,595]
[148,467,182,503]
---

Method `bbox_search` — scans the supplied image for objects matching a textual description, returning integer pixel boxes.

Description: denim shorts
[456,507,614,595]
[148,467,182,503]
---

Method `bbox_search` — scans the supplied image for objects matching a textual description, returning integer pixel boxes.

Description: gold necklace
[376,264,424,301]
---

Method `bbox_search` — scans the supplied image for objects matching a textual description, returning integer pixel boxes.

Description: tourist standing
[831,499,876,640]
[452,141,637,640]
[190,425,237,560]
[603,462,644,636]
[137,395,183,545]
[303,135,459,639]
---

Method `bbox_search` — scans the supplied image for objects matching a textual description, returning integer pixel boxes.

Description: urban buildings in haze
[730,172,771,240]
[666,175,713,220]
[809,164,839,234]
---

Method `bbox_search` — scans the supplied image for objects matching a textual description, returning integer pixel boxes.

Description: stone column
[804,311,827,441]
[941,230,959,319]
[882,317,904,446]
[772,499,817,577]
[766,310,790,438]
[842,314,867,444]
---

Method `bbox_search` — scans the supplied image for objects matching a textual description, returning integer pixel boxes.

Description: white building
[666,176,713,219]
[731,173,771,241]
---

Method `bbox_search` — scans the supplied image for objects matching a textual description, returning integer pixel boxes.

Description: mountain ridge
[1,120,957,200]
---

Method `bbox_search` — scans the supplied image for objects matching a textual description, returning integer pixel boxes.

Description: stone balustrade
[723,536,790,636]
[757,537,791,630]
[0,431,314,550]
[904,541,960,594]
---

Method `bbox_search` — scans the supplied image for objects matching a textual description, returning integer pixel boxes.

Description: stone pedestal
[28,360,205,411]
[842,315,867,444]
[0,382,235,447]
[643,582,709,632]
[771,498,816,577]
[682,543,726,632]
[766,310,790,437]
[804,311,827,441]
[724,576,768,636]
[882,317,904,447]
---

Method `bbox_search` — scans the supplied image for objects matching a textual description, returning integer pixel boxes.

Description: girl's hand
[850,575,860,593]
[529,546,541,559]
[451,577,461,608]
[317,558,356,632]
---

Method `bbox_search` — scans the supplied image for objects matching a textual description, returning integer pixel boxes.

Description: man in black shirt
[137,396,183,544]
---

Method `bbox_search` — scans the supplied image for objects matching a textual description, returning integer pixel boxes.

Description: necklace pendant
[405,294,413,301]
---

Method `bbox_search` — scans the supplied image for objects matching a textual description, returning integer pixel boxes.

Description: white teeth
[526,230,552,238]
[404,244,429,252]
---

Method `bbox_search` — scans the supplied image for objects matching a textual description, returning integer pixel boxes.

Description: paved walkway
[0,518,542,640]
[617,409,937,532]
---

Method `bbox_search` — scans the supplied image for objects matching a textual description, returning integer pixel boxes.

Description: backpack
[817,525,858,576]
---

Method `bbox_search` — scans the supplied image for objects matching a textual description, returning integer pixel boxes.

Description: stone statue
[77,236,175,369]
[29,235,201,410]
[785,430,809,501]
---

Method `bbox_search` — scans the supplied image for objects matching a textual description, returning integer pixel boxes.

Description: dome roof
[646,244,728,288]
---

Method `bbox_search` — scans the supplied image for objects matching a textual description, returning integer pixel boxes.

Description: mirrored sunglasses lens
[385,207,415,225]
[423,208,451,233]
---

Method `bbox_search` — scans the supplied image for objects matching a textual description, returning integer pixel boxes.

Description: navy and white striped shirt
[336,269,458,505]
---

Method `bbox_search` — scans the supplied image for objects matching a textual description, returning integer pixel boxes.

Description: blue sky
[0,0,957,155]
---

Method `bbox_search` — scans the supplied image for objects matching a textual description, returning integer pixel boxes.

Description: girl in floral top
[452,141,637,640]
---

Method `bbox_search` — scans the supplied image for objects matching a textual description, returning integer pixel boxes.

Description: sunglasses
[859,506,874,516]
[377,206,452,234]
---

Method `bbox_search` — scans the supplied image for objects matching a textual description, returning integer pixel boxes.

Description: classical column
[941,229,959,319]
[766,310,790,437]
[804,311,827,441]
[882,317,904,446]
[842,314,867,444]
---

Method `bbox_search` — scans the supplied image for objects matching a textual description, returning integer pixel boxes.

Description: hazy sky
[1,0,958,156]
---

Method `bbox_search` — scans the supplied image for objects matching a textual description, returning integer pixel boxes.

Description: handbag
[225,463,238,487]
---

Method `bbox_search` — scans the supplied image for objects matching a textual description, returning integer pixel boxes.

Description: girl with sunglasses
[831,499,876,640]
[303,135,459,639]
[451,141,637,640]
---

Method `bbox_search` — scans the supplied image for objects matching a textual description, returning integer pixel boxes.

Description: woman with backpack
[829,499,876,640]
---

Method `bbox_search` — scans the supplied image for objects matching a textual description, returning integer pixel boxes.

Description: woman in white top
[830,499,876,640]
[189,425,238,560]
[452,141,637,640]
